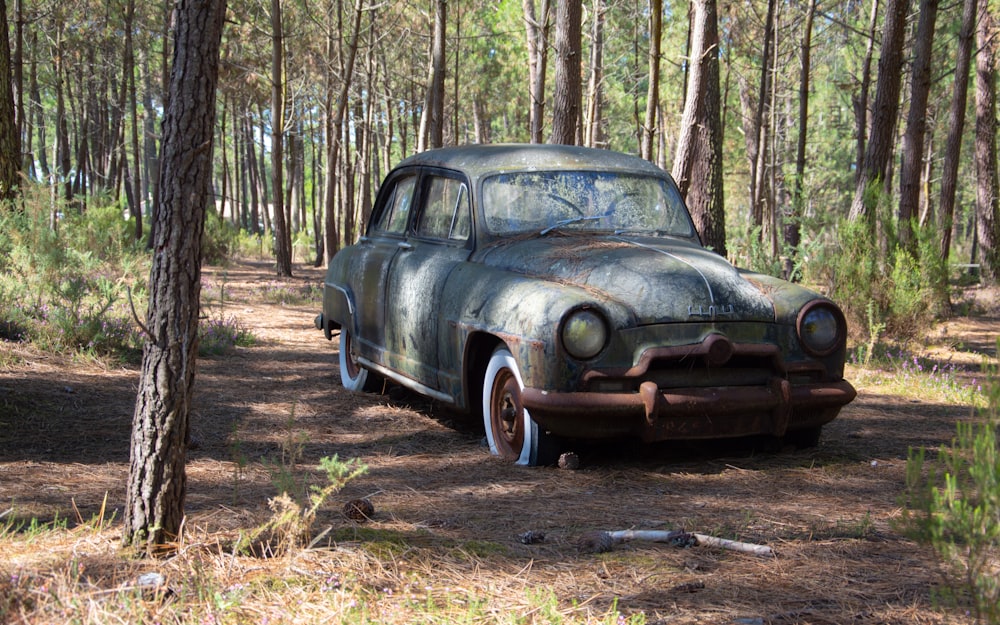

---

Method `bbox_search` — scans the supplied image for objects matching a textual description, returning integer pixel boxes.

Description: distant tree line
[0,0,996,284]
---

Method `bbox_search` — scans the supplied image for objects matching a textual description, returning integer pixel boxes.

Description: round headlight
[561,308,608,360]
[798,303,844,356]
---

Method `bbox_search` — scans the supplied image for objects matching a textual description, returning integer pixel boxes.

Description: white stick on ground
[577,528,774,557]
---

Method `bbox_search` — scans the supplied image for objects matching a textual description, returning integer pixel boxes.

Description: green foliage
[899,343,1000,623]
[0,189,147,361]
[202,216,239,265]
[820,214,948,343]
[241,406,369,555]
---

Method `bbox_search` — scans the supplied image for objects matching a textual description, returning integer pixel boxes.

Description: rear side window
[416,176,471,241]
[374,175,417,234]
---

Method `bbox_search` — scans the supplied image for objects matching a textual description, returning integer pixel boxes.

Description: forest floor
[0,258,998,624]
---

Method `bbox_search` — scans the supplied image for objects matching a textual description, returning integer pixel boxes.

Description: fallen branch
[577,529,774,557]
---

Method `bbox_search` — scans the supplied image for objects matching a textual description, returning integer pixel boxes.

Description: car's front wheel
[339,327,382,392]
[482,347,558,466]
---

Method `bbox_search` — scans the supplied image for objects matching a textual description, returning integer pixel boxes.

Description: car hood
[477,235,776,324]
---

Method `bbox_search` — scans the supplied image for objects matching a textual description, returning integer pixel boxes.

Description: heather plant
[198,313,256,355]
[0,193,147,361]
[899,342,1000,624]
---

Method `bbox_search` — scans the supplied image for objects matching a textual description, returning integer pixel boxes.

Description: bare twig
[577,528,774,557]
[127,286,155,342]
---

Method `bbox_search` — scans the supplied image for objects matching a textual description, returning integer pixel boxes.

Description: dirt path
[1,259,996,624]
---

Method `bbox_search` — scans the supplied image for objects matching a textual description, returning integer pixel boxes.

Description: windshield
[481,171,695,238]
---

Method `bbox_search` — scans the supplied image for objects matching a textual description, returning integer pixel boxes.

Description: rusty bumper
[521,378,857,442]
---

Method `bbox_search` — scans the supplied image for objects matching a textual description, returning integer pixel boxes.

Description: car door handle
[397,242,413,251]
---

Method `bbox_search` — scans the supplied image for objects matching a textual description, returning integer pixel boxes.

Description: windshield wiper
[539,215,603,236]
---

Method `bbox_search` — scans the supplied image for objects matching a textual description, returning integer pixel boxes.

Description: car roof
[394,144,669,182]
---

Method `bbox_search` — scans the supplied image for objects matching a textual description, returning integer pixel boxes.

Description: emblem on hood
[688,304,735,320]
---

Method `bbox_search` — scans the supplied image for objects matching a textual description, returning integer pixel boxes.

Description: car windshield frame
[480,170,696,239]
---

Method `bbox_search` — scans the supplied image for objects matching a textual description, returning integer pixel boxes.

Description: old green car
[316,144,856,466]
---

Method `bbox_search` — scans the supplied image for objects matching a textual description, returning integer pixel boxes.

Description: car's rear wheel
[339,327,382,392]
[482,347,558,466]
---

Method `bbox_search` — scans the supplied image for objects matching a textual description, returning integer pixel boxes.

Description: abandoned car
[316,144,856,466]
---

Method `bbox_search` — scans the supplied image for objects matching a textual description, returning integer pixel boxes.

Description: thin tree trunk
[853,0,879,182]
[0,0,21,203]
[584,0,605,148]
[785,0,816,281]
[975,0,1000,282]
[323,0,364,262]
[641,0,662,160]
[749,0,776,233]
[938,0,976,261]
[418,0,446,151]
[271,0,292,276]
[849,0,911,223]
[124,0,227,550]
[898,0,938,252]
[524,0,550,143]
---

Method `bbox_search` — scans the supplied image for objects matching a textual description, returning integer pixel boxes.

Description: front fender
[439,263,634,393]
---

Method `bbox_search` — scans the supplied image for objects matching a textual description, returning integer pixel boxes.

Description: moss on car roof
[394,144,669,181]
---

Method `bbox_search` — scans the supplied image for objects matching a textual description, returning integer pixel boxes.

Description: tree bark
[641,0,662,161]
[584,0,605,149]
[550,0,582,145]
[938,0,976,261]
[786,0,816,281]
[124,0,227,550]
[271,0,292,276]
[323,0,364,261]
[975,0,1000,282]
[0,0,21,203]
[853,0,879,183]
[749,0,776,233]
[848,0,910,223]
[672,0,726,256]
[524,0,550,144]
[898,0,938,252]
[418,0,446,151]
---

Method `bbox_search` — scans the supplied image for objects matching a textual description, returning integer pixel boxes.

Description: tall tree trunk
[124,0,143,239]
[12,0,23,174]
[124,0,227,550]
[54,24,71,202]
[323,0,364,262]
[848,0,911,223]
[524,0,550,143]
[785,0,816,281]
[271,0,292,276]
[0,0,21,203]
[938,0,976,261]
[641,0,662,160]
[584,0,605,148]
[418,0,446,151]
[975,0,1000,282]
[898,0,938,252]
[749,0,776,234]
[853,0,879,182]
[672,0,726,256]
[550,0,582,145]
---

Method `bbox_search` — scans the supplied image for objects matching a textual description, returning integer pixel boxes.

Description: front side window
[416,176,471,241]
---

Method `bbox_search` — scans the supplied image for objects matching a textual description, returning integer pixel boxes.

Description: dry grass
[1,259,996,624]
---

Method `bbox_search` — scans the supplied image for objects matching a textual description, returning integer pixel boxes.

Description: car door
[382,171,472,396]
[349,172,417,366]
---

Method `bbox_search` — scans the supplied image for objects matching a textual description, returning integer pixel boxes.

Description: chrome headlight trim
[560,307,609,361]
[797,301,846,357]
